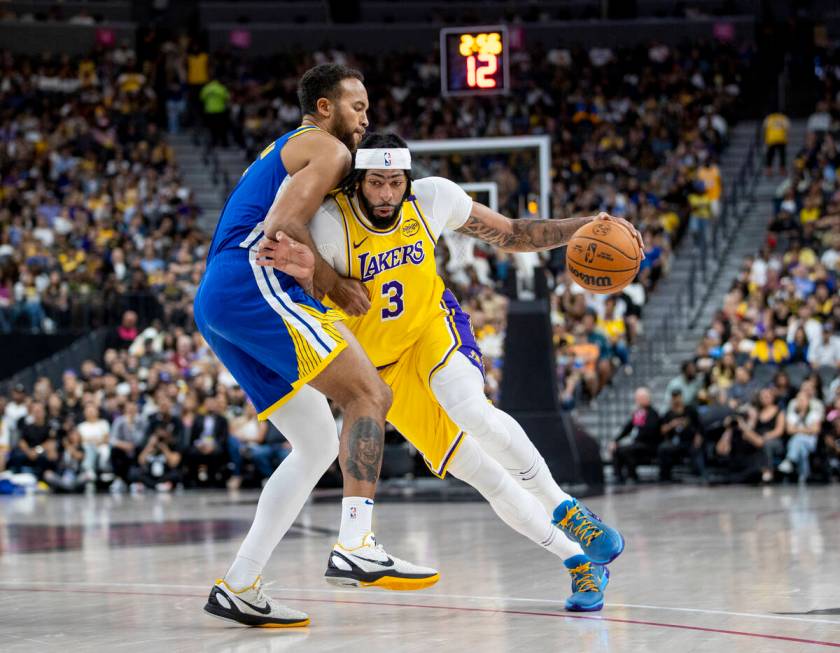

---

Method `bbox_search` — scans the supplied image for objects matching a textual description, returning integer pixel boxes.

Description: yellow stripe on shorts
[285,317,322,377]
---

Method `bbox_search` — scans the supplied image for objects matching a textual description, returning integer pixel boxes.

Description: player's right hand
[329,276,371,316]
[594,211,646,259]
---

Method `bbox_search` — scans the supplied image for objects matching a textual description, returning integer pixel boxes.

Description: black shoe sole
[203,602,309,628]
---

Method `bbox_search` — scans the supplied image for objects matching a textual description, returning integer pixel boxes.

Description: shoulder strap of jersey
[287,124,322,141]
[256,124,320,163]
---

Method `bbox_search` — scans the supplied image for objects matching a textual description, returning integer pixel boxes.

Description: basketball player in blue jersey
[258,132,642,612]
[196,67,438,629]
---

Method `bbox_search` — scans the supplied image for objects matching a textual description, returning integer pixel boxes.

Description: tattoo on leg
[344,417,383,483]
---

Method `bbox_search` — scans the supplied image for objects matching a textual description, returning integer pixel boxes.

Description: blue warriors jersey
[194,124,347,420]
[207,125,320,260]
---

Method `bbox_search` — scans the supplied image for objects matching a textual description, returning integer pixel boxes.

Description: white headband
[354,148,411,170]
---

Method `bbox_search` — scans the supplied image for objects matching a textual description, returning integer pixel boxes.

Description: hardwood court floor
[1,484,839,652]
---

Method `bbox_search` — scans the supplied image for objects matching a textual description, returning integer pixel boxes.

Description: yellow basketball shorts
[378,291,484,478]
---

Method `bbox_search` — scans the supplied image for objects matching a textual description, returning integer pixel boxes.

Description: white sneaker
[325,532,440,591]
[778,459,794,474]
[204,577,309,628]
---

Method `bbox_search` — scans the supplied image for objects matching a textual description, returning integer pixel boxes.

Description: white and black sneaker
[204,577,310,628]
[325,532,440,591]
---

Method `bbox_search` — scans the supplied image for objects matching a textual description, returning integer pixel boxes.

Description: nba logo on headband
[355,148,411,170]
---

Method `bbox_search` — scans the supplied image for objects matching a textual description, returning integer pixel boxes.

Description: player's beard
[335,114,361,152]
[359,192,402,229]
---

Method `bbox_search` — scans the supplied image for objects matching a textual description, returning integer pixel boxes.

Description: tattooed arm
[455,202,644,253]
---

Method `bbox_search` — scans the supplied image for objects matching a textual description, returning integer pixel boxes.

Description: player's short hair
[297,64,364,116]
[339,132,412,198]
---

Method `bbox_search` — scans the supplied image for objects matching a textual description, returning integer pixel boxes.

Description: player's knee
[449,398,509,449]
[306,409,341,465]
[339,369,391,420]
[318,434,340,468]
[373,378,393,416]
[295,428,339,471]
[358,375,391,420]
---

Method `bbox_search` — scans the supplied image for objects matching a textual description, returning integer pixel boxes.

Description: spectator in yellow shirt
[799,193,821,224]
[688,180,712,254]
[750,331,790,364]
[186,42,210,126]
[597,296,629,365]
[697,153,723,218]
[597,297,627,343]
[763,111,790,176]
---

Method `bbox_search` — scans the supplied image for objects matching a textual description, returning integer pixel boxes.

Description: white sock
[224,555,262,591]
[447,436,584,561]
[431,354,573,514]
[338,497,374,549]
[225,385,339,589]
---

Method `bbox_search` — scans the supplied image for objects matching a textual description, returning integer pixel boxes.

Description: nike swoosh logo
[351,554,395,567]
[353,237,369,249]
[363,499,374,505]
[233,594,272,615]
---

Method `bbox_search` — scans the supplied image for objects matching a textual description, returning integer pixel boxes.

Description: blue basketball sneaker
[564,555,609,612]
[553,499,624,564]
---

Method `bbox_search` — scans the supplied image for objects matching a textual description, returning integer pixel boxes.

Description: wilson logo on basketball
[592,223,611,236]
[402,218,420,237]
[569,265,612,287]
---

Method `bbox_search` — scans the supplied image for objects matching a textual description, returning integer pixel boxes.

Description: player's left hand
[329,276,371,316]
[594,212,646,259]
[256,231,316,287]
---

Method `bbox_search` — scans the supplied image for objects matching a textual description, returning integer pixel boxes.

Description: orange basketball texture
[566,220,641,294]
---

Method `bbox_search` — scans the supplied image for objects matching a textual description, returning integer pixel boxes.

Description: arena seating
[616,108,840,484]
[0,38,753,490]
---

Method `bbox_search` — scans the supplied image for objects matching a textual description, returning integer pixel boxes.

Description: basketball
[566,220,641,294]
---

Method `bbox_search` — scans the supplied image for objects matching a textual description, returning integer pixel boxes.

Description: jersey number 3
[381,281,404,320]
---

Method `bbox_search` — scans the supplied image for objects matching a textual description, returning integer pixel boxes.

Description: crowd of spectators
[0,318,308,492]
[198,39,744,404]
[611,107,840,484]
[0,36,751,491]
[0,44,206,333]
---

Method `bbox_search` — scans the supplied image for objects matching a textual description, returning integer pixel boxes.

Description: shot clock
[440,25,510,97]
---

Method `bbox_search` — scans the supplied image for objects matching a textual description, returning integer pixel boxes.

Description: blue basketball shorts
[194,249,346,420]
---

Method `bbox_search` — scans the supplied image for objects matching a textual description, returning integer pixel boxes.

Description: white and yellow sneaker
[325,532,440,591]
[204,577,310,627]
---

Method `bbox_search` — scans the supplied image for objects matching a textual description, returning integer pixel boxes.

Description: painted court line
[1,583,838,648]
[2,580,836,627]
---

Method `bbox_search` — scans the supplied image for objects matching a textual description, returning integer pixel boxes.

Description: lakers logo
[592,222,611,237]
[358,241,425,282]
[402,218,420,237]
[584,243,597,264]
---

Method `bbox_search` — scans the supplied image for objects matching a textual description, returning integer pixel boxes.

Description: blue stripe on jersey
[207,126,319,260]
